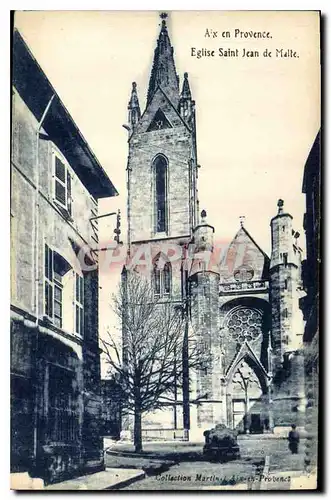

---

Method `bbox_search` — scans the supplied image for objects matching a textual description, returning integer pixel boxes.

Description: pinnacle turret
[128,82,141,130]
[180,72,192,99]
[179,72,195,124]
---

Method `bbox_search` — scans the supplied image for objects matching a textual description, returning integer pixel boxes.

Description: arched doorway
[226,355,269,434]
[220,297,272,433]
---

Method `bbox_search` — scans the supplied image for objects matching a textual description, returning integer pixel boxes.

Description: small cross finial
[160,12,168,28]
[277,199,284,214]
[239,216,245,227]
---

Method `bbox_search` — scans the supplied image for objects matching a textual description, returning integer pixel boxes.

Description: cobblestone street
[106,436,305,490]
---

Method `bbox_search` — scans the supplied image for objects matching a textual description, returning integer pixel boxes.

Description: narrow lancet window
[163,262,171,295]
[154,155,168,233]
[154,267,161,296]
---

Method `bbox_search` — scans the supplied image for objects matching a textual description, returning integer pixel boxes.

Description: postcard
[11,10,320,491]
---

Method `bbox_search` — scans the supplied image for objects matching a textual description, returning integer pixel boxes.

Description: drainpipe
[33,94,55,465]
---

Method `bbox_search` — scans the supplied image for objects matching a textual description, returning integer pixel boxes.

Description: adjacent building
[122,13,307,440]
[11,30,118,483]
[300,131,320,471]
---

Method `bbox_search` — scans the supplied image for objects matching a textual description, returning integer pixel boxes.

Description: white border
[2,2,328,498]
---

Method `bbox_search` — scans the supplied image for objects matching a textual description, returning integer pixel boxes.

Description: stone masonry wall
[189,271,221,428]
[11,89,99,319]
[11,86,104,479]
[128,88,193,243]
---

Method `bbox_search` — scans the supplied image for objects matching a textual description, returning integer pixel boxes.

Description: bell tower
[123,13,201,438]
[125,13,199,247]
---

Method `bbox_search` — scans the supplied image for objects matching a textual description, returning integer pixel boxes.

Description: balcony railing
[219,280,269,294]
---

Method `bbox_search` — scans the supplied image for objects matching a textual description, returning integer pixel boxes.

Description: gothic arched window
[153,155,168,233]
[163,262,171,295]
[153,254,171,297]
[154,266,161,296]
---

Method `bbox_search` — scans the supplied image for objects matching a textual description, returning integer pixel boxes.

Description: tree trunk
[134,405,143,453]
[182,266,190,440]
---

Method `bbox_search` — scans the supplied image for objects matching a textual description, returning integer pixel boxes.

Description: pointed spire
[181,72,192,99]
[147,13,179,105]
[128,82,141,129]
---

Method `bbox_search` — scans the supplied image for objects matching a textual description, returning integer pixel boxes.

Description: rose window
[226,308,263,343]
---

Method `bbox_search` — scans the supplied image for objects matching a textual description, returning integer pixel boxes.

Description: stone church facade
[124,14,306,440]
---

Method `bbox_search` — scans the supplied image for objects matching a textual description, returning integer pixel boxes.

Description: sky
[14,11,320,375]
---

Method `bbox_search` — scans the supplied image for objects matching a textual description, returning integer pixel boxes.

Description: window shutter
[44,244,54,318]
[67,171,72,216]
[75,273,84,335]
[54,157,67,206]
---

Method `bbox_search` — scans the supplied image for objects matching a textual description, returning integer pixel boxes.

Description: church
[123,13,306,440]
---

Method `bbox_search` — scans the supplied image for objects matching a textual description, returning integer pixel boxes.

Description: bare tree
[101,270,200,453]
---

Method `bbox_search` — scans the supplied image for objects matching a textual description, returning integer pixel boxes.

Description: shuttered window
[55,156,66,206]
[53,272,63,328]
[53,151,72,215]
[44,244,69,329]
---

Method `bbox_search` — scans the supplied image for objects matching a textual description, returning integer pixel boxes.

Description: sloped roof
[12,30,118,199]
[220,226,270,282]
